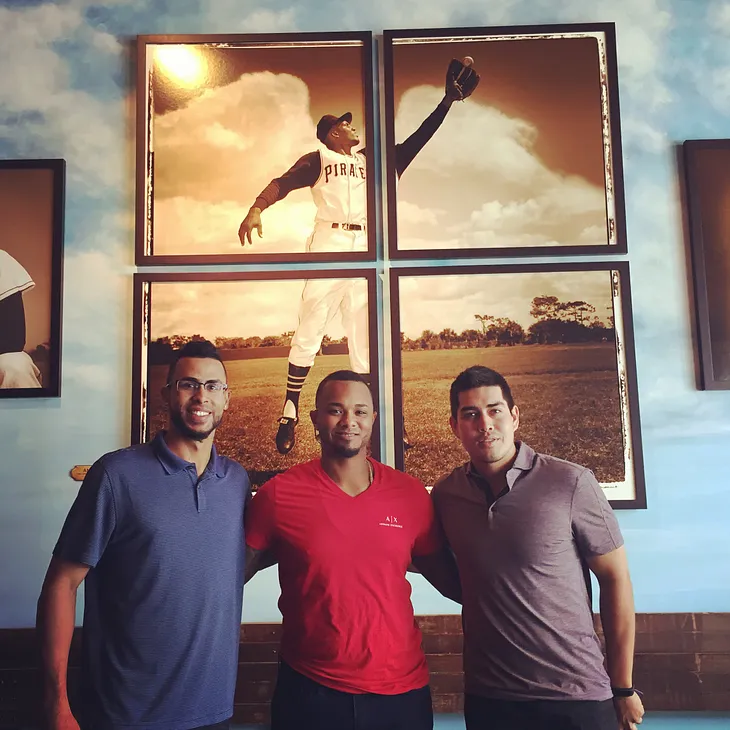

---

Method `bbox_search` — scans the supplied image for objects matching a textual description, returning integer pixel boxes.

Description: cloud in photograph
[149,279,365,342]
[398,270,613,338]
[395,86,607,250]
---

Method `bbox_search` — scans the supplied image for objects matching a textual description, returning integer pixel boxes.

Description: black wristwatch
[611,687,643,698]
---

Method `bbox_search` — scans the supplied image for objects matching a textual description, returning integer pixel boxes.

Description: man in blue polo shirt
[37,340,250,730]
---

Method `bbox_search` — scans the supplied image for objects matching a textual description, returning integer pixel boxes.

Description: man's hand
[613,693,645,729]
[45,702,80,730]
[238,207,263,245]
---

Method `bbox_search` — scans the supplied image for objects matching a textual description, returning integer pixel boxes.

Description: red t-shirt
[245,458,441,694]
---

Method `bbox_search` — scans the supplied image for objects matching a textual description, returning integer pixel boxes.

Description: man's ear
[512,405,520,431]
[449,415,459,438]
[310,409,318,428]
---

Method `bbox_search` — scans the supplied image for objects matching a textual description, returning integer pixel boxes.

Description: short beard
[170,410,222,442]
[320,434,361,459]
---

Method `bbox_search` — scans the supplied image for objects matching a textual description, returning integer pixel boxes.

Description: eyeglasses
[168,378,229,393]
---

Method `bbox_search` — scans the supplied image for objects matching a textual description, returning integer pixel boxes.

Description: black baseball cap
[316,112,352,143]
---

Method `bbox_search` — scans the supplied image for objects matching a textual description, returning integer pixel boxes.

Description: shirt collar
[152,431,225,477]
[465,441,536,490]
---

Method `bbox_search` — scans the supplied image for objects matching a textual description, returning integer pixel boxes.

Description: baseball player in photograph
[239,59,480,455]
[0,249,42,389]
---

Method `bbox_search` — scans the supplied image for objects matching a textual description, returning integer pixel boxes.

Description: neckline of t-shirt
[317,457,379,500]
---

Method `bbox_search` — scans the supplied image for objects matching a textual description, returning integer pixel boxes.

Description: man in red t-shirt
[245,370,460,730]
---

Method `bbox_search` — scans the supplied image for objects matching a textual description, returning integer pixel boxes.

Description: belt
[331,223,364,231]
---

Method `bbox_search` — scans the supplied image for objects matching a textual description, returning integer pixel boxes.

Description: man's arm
[588,546,645,729]
[238,151,321,245]
[245,544,277,583]
[36,557,90,730]
[410,548,462,604]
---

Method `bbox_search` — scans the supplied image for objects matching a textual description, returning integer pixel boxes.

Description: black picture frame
[390,260,646,509]
[0,159,65,399]
[383,23,627,260]
[136,32,376,265]
[682,139,730,390]
[133,269,380,487]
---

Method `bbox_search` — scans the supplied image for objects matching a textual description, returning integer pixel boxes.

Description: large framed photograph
[383,24,626,259]
[390,262,646,509]
[0,159,65,398]
[136,33,376,265]
[133,270,379,487]
[683,139,730,389]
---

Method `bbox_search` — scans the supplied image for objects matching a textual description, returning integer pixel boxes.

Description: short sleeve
[245,482,277,551]
[571,469,624,559]
[53,459,117,568]
[412,483,443,557]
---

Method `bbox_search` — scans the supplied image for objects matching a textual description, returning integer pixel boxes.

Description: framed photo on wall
[683,139,730,389]
[390,261,646,509]
[136,32,376,265]
[383,24,627,259]
[0,159,65,398]
[133,269,379,487]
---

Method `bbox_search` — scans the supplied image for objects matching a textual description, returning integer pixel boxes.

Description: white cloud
[395,86,607,250]
[397,201,442,227]
[153,72,316,204]
[707,1,730,35]
[153,196,316,255]
[0,4,124,193]
[398,270,612,337]
[149,278,360,342]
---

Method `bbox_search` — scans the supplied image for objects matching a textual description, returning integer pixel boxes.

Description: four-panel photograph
[128,24,645,505]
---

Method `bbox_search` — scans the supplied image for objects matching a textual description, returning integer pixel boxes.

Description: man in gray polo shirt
[432,365,644,730]
[37,340,250,730]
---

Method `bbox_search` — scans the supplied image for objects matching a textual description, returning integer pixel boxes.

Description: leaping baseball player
[239,59,480,455]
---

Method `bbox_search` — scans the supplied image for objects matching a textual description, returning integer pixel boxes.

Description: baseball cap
[316,112,352,143]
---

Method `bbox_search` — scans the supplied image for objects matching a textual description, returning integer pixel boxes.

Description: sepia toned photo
[133,270,379,486]
[136,32,375,264]
[390,262,645,508]
[683,139,730,389]
[0,159,64,398]
[383,24,626,259]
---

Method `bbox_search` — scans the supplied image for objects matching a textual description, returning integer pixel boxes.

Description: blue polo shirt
[54,433,249,730]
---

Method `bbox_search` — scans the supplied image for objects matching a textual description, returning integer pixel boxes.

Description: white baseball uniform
[0,250,41,389]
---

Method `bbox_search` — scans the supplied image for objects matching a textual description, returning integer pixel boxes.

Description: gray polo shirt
[432,442,623,702]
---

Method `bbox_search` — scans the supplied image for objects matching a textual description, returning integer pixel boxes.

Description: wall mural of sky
[1,0,729,625]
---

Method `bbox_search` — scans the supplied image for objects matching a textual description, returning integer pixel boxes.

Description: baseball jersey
[251,102,452,214]
[245,458,441,695]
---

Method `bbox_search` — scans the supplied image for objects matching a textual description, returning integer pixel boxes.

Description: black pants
[271,660,433,730]
[192,722,230,730]
[464,693,617,730]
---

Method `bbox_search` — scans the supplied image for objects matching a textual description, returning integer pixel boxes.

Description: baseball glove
[446,58,480,101]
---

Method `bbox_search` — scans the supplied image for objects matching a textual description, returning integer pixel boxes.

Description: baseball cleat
[275,416,298,455]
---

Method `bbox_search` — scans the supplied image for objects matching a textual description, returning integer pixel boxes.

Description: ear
[372,410,378,424]
[511,405,520,431]
[223,389,231,411]
[449,415,459,438]
[161,383,171,405]
[310,408,318,428]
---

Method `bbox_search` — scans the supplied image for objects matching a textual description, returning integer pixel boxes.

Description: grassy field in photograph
[401,343,624,487]
[147,354,355,485]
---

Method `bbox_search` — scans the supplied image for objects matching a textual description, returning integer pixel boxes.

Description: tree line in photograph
[401,295,615,351]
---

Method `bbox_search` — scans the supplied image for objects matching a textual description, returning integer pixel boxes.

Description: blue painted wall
[1,0,729,627]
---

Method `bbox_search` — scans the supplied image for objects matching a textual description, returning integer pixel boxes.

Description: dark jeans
[192,722,230,730]
[271,660,433,730]
[464,693,617,730]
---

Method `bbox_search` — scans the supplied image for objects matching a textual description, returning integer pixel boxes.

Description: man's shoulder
[432,463,469,496]
[530,449,590,481]
[258,459,319,494]
[374,460,426,492]
[93,442,157,475]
